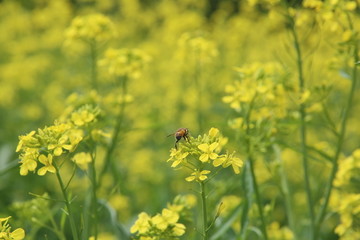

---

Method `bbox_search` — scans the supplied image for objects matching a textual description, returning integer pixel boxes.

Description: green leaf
[210,204,242,240]
[240,161,254,239]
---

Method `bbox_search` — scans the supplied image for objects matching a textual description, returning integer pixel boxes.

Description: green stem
[314,15,358,239]
[244,94,268,240]
[248,156,268,240]
[90,41,98,89]
[89,152,98,240]
[290,18,315,239]
[54,162,79,240]
[194,57,203,133]
[273,144,296,239]
[98,76,128,187]
[200,181,208,240]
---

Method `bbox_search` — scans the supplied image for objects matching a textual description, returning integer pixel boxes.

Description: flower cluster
[303,0,357,27]
[0,217,25,240]
[16,103,102,176]
[177,32,218,63]
[64,13,116,44]
[11,193,50,226]
[167,128,243,182]
[131,195,194,239]
[267,221,294,240]
[223,62,289,118]
[331,149,360,239]
[130,209,185,240]
[99,48,151,79]
[332,192,360,240]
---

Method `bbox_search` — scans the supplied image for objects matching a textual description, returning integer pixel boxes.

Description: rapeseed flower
[130,207,186,239]
[198,142,219,163]
[151,209,179,231]
[37,154,56,176]
[48,135,72,156]
[0,216,25,240]
[19,149,39,176]
[72,152,92,170]
[185,170,211,182]
[99,48,151,79]
[130,212,151,235]
[64,13,116,44]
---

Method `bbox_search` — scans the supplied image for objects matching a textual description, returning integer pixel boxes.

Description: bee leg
[174,138,181,149]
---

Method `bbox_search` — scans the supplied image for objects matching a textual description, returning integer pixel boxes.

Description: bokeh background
[1,0,360,239]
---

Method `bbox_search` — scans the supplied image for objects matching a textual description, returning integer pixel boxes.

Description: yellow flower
[37,154,56,176]
[208,127,219,138]
[72,152,92,170]
[224,156,243,174]
[172,223,186,236]
[65,13,116,43]
[19,149,39,176]
[198,142,219,162]
[185,170,211,182]
[67,129,84,151]
[152,209,179,231]
[9,228,25,240]
[99,48,151,78]
[213,152,243,174]
[16,131,37,152]
[48,135,72,156]
[168,149,189,167]
[0,217,25,240]
[130,212,151,234]
[71,110,96,126]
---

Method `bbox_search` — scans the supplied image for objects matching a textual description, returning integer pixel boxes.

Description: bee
[167,128,190,149]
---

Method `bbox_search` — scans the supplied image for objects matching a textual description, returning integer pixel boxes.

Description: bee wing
[167,133,175,137]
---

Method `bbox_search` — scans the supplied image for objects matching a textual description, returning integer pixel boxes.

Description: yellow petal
[37,167,47,176]
[199,175,208,181]
[185,176,196,182]
[20,166,29,176]
[54,147,63,156]
[209,142,219,151]
[213,157,225,167]
[0,216,11,222]
[209,153,218,160]
[11,228,25,240]
[199,154,209,163]
[38,155,47,165]
[198,143,209,152]
[47,165,56,173]
[208,128,219,137]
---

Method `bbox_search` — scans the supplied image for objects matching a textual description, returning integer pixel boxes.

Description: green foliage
[1,0,360,240]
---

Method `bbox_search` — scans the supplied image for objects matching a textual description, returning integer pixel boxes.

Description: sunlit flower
[65,13,116,43]
[99,48,151,79]
[19,149,39,176]
[0,216,25,240]
[167,149,189,167]
[172,223,186,236]
[198,142,219,162]
[16,131,38,152]
[152,209,179,231]
[37,154,56,176]
[208,127,219,138]
[185,170,211,182]
[72,152,92,170]
[223,156,243,174]
[48,135,72,156]
[130,212,151,235]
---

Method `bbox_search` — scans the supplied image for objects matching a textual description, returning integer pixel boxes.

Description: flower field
[1,0,360,239]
